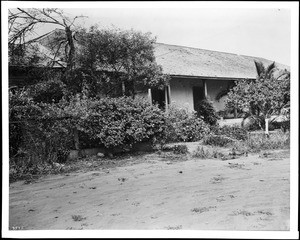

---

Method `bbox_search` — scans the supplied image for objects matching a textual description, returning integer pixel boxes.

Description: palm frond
[276,69,290,80]
[265,61,276,77]
[215,89,229,101]
[254,60,265,77]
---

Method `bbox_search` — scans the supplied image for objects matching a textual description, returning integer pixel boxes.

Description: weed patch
[192,146,210,159]
[72,215,86,222]
[192,146,227,160]
[166,225,182,230]
[227,162,251,170]
[203,134,237,147]
[172,144,189,154]
[230,130,289,153]
[210,176,226,184]
[231,210,254,216]
[191,206,216,214]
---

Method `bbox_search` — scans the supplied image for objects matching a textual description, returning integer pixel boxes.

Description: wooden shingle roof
[154,43,289,79]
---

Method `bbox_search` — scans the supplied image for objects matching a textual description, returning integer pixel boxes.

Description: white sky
[39,7,292,66]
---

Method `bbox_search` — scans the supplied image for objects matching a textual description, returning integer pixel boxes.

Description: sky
[38,7,292,66]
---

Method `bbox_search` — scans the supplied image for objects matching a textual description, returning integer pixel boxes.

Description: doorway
[151,88,166,109]
[193,86,205,110]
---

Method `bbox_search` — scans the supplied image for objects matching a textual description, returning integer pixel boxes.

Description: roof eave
[170,74,255,81]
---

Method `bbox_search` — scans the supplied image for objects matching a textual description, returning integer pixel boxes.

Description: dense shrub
[212,125,248,141]
[165,105,210,142]
[242,115,265,131]
[271,120,290,132]
[195,99,219,125]
[9,90,35,157]
[9,90,73,167]
[28,79,66,103]
[242,115,290,132]
[78,96,167,149]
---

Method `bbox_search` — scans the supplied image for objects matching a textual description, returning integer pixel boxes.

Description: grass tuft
[72,215,86,222]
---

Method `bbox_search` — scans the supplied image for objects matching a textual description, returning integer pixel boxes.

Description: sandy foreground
[9,145,290,230]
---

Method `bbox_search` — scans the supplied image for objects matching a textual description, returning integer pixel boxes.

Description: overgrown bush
[165,105,210,142]
[242,115,268,131]
[9,90,74,181]
[78,96,167,150]
[242,115,289,132]
[195,99,219,125]
[28,79,66,103]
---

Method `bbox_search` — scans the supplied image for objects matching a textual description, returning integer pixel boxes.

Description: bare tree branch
[8,8,85,70]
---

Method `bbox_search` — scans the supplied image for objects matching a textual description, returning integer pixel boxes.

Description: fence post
[148,88,152,105]
[265,118,269,137]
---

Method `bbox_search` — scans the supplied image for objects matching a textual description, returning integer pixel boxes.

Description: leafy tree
[75,26,169,97]
[226,60,290,134]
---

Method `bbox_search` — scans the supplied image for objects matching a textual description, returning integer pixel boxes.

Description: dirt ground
[9,144,290,230]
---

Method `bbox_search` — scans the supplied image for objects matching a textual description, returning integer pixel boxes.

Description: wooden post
[203,79,208,99]
[148,88,152,105]
[168,85,171,104]
[165,86,168,112]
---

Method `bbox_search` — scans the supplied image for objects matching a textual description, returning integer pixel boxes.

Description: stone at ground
[97,152,105,158]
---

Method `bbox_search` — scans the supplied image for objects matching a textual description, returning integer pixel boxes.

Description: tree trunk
[65,26,75,72]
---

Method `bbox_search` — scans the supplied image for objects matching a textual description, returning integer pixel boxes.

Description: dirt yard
[9,144,290,230]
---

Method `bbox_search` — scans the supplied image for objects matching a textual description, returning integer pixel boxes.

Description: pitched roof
[20,29,289,79]
[154,43,289,79]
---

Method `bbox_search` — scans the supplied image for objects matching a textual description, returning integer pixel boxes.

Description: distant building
[150,43,288,118]
[9,29,289,120]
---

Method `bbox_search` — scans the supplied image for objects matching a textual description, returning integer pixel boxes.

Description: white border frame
[2,1,299,239]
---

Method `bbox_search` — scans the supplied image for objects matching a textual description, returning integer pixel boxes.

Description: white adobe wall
[169,78,203,111]
[169,78,233,112]
[137,78,234,113]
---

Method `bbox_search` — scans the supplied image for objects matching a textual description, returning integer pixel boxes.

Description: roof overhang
[170,74,255,81]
